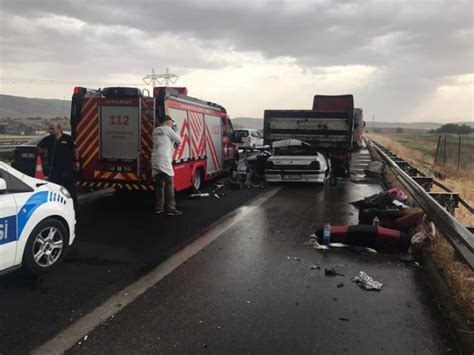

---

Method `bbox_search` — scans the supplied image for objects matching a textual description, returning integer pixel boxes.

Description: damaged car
[264,139,330,183]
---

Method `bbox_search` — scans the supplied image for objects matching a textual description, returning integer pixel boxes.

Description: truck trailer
[264,95,355,176]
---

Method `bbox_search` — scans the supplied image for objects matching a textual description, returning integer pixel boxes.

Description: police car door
[0,168,18,271]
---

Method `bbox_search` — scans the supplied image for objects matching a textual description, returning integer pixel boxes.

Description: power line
[142,68,178,87]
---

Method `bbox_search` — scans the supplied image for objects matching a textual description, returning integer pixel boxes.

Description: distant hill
[231,117,263,129]
[0,94,70,118]
[370,121,442,130]
[0,94,472,131]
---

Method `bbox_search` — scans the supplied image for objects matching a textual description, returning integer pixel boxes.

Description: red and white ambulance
[70,86,237,191]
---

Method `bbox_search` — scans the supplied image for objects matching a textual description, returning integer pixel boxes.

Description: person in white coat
[151,115,182,215]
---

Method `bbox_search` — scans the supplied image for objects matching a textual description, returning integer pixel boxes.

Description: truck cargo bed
[263,110,354,151]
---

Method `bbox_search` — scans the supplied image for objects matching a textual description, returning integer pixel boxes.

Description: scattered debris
[364,161,385,178]
[310,264,321,270]
[314,224,411,252]
[333,297,338,301]
[325,268,345,277]
[387,187,408,201]
[339,317,350,321]
[202,344,208,349]
[312,240,329,250]
[337,283,344,288]
[293,257,301,261]
[410,223,436,252]
[352,271,383,291]
[189,192,211,199]
[328,243,347,248]
[83,335,88,341]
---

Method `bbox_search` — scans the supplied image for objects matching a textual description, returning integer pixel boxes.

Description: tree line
[428,123,473,135]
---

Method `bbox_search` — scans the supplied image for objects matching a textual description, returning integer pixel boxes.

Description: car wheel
[23,218,69,275]
[192,169,202,191]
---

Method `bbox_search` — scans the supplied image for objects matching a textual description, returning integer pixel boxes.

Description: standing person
[37,121,80,210]
[152,115,182,216]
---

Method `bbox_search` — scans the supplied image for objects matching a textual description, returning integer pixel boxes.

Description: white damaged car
[0,162,76,275]
[264,139,330,183]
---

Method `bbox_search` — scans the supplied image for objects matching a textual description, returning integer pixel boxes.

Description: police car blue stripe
[17,191,49,237]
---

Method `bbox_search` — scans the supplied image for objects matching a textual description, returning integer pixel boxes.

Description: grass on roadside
[368,133,474,328]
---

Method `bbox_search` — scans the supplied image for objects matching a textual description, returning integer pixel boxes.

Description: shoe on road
[166,209,183,216]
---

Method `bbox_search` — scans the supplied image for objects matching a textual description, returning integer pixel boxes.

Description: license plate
[20,152,36,159]
[283,174,301,180]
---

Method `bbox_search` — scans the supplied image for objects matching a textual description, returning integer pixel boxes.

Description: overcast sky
[0,0,472,122]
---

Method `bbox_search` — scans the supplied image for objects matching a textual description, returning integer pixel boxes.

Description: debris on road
[325,268,345,277]
[310,264,321,270]
[410,218,436,252]
[337,283,344,288]
[339,317,350,321]
[189,192,211,199]
[364,161,385,178]
[351,188,413,210]
[314,224,411,251]
[313,241,329,250]
[352,271,383,291]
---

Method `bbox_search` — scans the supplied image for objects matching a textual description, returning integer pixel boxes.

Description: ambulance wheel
[192,169,203,191]
[23,218,69,275]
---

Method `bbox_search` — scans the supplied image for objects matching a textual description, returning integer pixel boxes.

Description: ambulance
[71,86,238,191]
[0,162,76,275]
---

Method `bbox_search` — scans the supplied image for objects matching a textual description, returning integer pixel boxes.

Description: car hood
[1,161,62,192]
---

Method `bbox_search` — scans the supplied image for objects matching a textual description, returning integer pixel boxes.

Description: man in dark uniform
[37,121,80,210]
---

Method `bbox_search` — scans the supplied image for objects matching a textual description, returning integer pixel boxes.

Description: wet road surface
[0,180,264,354]
[55,148,457,354]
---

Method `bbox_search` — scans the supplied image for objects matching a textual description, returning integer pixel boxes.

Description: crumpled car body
[265,139,330,183]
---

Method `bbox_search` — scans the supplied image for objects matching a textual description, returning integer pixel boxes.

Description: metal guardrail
[0,139,30,153]
[367,139,474,270]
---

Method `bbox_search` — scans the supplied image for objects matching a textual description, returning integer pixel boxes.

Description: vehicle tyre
[192,169,203,191]
[23,218,69,275]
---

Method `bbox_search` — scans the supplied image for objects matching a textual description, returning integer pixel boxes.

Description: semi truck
[70,86,237,192]
[264,94,356,176]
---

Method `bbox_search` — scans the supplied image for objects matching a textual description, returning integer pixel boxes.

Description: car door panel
[0,193,18,271]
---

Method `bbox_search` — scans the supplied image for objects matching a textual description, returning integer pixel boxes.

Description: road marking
[33,187,282,355]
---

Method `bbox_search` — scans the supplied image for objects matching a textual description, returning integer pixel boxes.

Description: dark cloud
[0,0,472,120]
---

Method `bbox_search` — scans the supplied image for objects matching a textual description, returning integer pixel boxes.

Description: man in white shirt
[151,115,182,215]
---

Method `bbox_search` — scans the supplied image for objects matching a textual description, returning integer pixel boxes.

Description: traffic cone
[34,155,45,180]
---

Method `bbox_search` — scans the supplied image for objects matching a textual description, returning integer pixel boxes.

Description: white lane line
[33,187,282,355]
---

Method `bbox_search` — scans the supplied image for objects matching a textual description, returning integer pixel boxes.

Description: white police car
[0,161,76,275]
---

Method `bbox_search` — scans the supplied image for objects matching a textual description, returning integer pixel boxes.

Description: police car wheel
[23,218,69,275]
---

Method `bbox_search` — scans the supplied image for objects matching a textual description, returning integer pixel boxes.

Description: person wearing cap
[151,115,182,215]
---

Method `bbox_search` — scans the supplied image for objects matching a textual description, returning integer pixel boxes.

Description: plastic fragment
[352,271,383,291]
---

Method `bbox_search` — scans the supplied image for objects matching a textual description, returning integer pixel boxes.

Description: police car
[0,162,76,275]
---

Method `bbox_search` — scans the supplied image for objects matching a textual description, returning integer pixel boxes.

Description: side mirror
[0,178,7,193]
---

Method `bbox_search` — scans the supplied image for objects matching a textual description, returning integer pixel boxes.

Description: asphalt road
[0,178,264,354]
[0,147,461,354]
[61,149,463,353]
